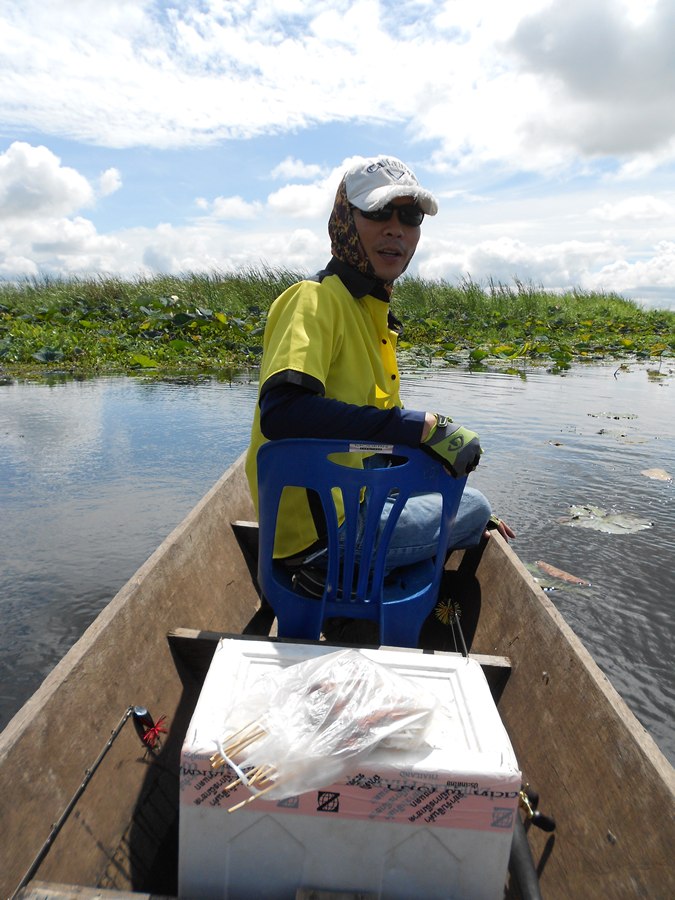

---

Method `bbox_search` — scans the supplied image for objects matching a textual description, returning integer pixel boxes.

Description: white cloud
[266,183,333,219]
[504,0,675,159]
[0,3,674,310]
[209,195,262,220]
[586,241,675,293]
[0,141,673,309]
[591,196,673,222]
[271,157,325,181]
[418,234,618,289]
[1,0,671,176]
[0,142,127,277]
[0,252,38,278]
[413,230,675,309]
[620,0,660,27]
[0,142,94,218]
[98,167,122,197]
[613,150,675,181]
[264,160,352,218]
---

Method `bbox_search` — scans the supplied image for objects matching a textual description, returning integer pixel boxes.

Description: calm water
[0,365,673,764]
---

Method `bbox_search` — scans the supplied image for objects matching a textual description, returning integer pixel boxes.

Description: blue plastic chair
[256,438,466,648]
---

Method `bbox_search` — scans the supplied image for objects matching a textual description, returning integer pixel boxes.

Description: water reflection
[0,374,260,719]
[0,365,673,764]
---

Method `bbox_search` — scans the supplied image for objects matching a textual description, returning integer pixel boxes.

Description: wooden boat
[1,451,673,899]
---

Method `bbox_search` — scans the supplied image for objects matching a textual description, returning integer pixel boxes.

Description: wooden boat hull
[1,453,673,898]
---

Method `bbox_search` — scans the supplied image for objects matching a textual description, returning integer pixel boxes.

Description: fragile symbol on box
[317,791,340,813]
[491,807,515,829]
[277,795,299,809]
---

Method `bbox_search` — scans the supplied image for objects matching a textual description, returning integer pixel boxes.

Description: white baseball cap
[344,155,438,216]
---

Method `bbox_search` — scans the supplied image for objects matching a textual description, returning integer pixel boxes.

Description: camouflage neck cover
[328,177,393,294]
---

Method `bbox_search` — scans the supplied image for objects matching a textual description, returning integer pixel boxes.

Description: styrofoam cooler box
[179,638,521,900]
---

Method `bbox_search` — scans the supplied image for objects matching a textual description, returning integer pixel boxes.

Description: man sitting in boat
[245,154,513,609]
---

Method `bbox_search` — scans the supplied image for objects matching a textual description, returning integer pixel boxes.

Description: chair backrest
[256,438,466,648]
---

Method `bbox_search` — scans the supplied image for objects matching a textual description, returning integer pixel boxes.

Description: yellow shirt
[245,270,403,558]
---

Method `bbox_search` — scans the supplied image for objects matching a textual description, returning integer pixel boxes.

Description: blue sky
[1,0,674,309]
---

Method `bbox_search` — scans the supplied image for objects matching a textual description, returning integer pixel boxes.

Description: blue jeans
[305,477,491,573]
[375,485,491,570]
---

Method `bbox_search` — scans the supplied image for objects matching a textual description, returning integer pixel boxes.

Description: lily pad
[641,468,672,482]
[559,504,652,534]
[32,347,64,362]
[596,427,649,445]
[587,412,638,420]
[130,353,158,369]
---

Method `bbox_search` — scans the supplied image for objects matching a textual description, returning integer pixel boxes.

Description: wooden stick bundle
[209,719,280,811]
[210,719,267,770]
[227,766,279,813]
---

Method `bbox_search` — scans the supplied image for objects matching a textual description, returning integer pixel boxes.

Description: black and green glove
[422,414,482,478]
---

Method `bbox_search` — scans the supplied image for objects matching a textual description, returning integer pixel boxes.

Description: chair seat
[289,558,435,603]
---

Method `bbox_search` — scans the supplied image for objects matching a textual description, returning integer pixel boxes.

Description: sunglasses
[353,203,425,227]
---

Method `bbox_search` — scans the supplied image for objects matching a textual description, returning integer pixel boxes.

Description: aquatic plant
[0,270,673,377]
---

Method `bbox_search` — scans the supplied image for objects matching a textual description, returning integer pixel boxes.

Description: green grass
[393,275,674,373]
[1,270,673,378]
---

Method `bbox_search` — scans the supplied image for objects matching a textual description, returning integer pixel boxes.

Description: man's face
[352,197,422,282]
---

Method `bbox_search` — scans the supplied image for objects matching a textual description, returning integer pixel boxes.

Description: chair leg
[275,604,324,641]
[380,615,423,649]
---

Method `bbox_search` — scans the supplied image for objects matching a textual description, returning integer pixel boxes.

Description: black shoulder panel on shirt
[308,267,332,284]
[260,369,325,400]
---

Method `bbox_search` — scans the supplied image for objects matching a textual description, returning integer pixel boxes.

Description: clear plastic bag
[216,648,438,803]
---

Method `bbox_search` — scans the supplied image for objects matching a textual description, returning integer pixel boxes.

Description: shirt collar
[325,257,390,302]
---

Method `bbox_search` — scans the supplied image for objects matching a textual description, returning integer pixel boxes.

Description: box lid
[180,638,521,830]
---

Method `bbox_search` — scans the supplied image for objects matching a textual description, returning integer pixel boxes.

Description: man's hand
[421,414,482,478]
[485,515,516,542]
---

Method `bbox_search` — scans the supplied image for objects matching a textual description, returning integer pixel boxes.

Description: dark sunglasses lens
[360,207,391,221]
[398,207,424,226]
[360,205,424,226]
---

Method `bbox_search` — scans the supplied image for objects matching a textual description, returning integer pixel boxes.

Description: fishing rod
[9,705,164,900]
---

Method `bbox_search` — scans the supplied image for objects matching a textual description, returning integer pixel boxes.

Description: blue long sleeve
[260,383,425,445]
